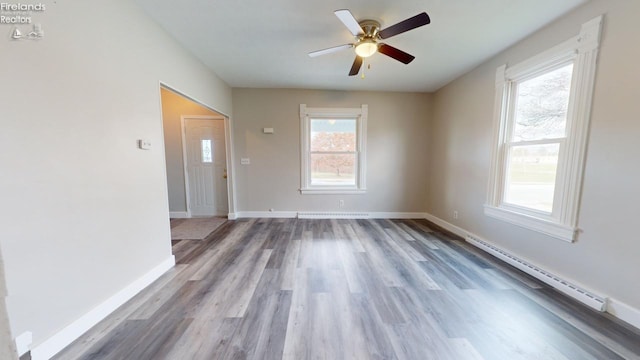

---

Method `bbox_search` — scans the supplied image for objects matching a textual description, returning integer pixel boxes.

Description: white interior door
[184,118,228,216]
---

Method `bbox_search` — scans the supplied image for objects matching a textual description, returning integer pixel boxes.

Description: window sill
[484,205,576,242]
[300,188,367,195]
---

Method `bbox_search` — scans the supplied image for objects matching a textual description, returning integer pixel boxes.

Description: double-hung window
[485,16,602,242]
[299,104,367,194]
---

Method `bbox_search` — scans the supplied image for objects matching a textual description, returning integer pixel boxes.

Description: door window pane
[513,64,573,141]
[201,139,212,163]
[505,143,559,212]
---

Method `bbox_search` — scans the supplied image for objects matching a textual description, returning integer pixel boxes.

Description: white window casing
[485,16,602,242]
[300,104,367,194]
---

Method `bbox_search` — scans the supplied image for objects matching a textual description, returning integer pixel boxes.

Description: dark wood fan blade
[378,44,415,64]
[335,9,364,36]
[309,44,353,57]
[378,12,430,39]
[349,56,363,76]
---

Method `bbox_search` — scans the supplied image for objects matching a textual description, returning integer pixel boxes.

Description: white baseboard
[298,212,370,219]
[227,213,238,220]
[423,213,640,330]
[236,211,298,218]
[370,212,428,219]
[607,298,640,330]
[31,256,175,360]
[235,211,428,219]
[169,211,189,219]
[171,212,230,219]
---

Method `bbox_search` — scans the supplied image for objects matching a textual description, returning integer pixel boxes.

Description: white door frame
[222,115,238,219]
[181,115,233,217]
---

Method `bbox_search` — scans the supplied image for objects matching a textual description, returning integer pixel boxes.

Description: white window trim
[485,16,602,242]
[299,104,367,194]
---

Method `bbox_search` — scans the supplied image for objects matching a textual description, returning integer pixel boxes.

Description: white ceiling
[135,0,587,92]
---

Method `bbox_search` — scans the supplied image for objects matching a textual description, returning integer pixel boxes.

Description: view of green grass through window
[310,118,356,186]
[504,63,573,212]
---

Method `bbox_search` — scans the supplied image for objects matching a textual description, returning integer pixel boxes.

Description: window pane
[513,64,573,141]
[505,143,559,213]
[310,119,356,152]
[201,139,212,163]
[310,153,356,186]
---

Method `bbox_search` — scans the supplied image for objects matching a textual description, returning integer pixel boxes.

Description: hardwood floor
[55,218,640,359]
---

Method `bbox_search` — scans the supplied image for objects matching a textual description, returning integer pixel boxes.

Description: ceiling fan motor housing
[358,20,381,40]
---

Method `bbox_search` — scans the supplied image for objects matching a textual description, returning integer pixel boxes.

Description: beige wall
[232,89,432,214]
[161,88,223,213]
[429,0,640,309]
[0,0,231,353]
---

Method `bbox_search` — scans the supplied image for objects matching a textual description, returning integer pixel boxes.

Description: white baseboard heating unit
[297,212,370,219]
[465,235,607,312]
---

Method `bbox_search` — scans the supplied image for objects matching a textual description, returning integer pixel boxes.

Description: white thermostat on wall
[138,139,152,150]
[263,127,274,134]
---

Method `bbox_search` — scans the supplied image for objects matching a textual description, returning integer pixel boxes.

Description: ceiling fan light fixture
[309,10,430,76]
[355,39,378,58]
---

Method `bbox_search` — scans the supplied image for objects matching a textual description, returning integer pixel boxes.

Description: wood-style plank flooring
[55,218,640,359]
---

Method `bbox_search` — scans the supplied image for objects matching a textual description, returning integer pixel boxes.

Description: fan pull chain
[361,61,372,79]
[361,58,365,79]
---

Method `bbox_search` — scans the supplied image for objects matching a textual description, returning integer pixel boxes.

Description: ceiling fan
[309,9,431,76]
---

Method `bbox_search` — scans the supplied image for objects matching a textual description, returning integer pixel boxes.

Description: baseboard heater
[465,235,607,312]
[297,212,370,219]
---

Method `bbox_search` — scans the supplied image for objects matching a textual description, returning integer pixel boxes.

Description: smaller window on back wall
[299,104,367,194]
[485,16,603,242]
[310,118,357,186]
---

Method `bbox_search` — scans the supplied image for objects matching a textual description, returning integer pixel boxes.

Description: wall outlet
[339,200,345,208]
[453,210,459,219]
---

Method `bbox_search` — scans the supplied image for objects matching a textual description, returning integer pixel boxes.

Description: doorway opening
[159,85,235,220]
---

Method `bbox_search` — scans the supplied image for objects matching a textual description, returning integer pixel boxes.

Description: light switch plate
[241,157,250,165]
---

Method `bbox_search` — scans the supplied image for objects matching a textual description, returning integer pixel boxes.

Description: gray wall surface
[429,0,640,309]
[232,89,432,214]
[0,0,232,350]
